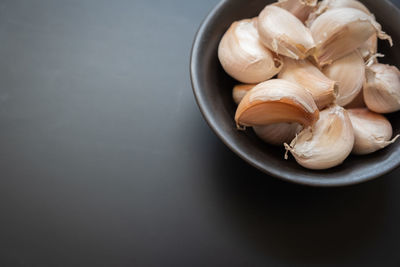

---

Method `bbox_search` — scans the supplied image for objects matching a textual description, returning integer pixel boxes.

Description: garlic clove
[284,105,354,170]
[345,89,366,109]
[310,8,392,66]
[348,108,400,155]
[257,5,315,60]
[359,34,378,61]
[278,57,337,109]
[254,123,303,146]
[364,63,400,113]
[273,0,317,23]
[218,18,283,84]
[324,0,372,14]
[232,84,256,105]
[307,0,372,26]
[322,50,365,106]
[235,79,319,129]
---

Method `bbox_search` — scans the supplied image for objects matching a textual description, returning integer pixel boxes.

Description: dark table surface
[0,0,400,266]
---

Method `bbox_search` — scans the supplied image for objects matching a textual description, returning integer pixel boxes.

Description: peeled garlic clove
[359,34,378,61]
[345,89,366,109]
[307,0,372,26]
[285,105,354,170]
[273,0,317,23]
[232,84,256,105]
[257,5,315,60]
[347,108,399,155]
[323,50,365,106]
[254,123,303,146]
[235,79,319,129]
[310,8,392,66]
[364,63,400,113]
[278,57,337,109]
[218,18,282,84]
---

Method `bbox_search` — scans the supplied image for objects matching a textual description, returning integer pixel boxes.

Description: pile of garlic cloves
[218,0,400,170]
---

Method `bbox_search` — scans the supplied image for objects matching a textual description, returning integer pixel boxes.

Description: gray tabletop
[0,0,399,266]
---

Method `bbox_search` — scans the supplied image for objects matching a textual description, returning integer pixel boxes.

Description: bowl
[190,0,400,187]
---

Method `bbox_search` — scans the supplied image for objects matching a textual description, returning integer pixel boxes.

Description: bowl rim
[190,0,400,187]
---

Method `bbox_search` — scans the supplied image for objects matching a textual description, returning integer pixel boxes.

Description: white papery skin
[254,123,303,146]
[218,18,282,84]
[279,57,337,109]
[285,105,354,170]
[359,34,378,61]
[235,79,319,128]
[364,63,400,113]
[323,50,365,106]
[307,0,372,26]
[274,0,317,23]
[257,5,315,59]
[310,8,391,66]
[232,84,256,105]
[320,0,371,14]
[247,80,316,113]
[306,0,381,61]
[348,108,399,155]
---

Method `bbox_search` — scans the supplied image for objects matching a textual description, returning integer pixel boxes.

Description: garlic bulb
[233,84,256,105]
[235,79,319,129]
[307,0,372,26]
[323,50,365,106]
[345,90,366,109]
[348,108,399,155]
[218,18,282,84]
[285,105,354,170]
[364,63,400,113]
[359,34,378,61]
[274,0,317,23]
[278,57,337,109]
[310,8,392,66]
[254,123,303,146]
[257,5,315,60]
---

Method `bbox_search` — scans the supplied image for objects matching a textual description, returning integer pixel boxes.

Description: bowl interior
[191,0,400,186]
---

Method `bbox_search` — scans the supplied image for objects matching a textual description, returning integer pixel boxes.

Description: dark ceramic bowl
[190,0,400,187]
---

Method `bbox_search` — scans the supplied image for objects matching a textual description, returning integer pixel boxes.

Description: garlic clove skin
[278,57,337,109]
[322,50,365,107]
[232,84,256,105]
[323,0,371,14]
[218,18,282,84]
[273,0,317,23]
[284,105,354,170]
[310,8,392,66]
[359,34,378,61]
[257,5,315,60]
[364,63,400,114]
[348,108,400,155]
[254,123,303,146]
[235,79,319,129]
[307,0,372,26]
[345,89,366,109]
